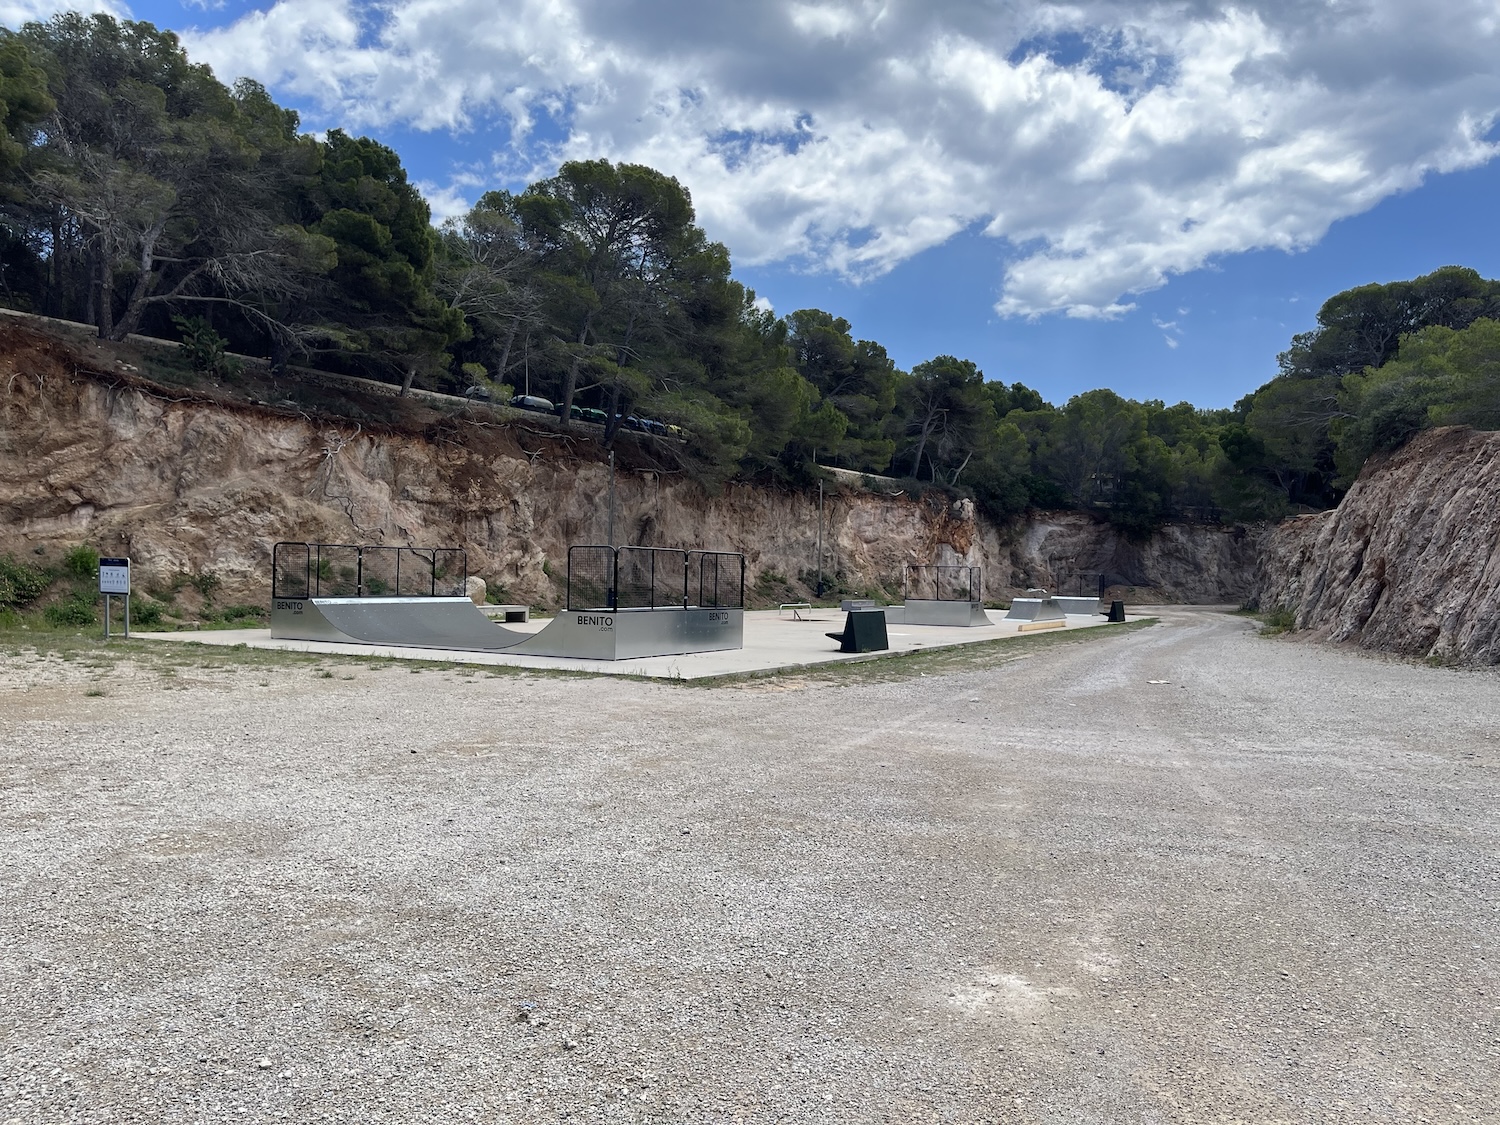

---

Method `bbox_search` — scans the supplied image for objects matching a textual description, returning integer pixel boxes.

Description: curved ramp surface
[271,597,744,659]
[273,597,530,651]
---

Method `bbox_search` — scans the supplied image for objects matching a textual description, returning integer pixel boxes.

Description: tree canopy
[2,15,1494,533]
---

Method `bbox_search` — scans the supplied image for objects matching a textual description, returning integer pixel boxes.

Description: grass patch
[680,618,1160,690]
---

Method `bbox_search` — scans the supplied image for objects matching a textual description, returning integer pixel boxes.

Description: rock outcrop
[1258,426,1500,665]
[0,324,1261,608]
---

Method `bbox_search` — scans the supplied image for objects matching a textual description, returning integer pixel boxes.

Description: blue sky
[10,0,1500,409]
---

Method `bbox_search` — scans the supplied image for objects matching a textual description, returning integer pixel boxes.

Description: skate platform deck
[137,607,1135,680]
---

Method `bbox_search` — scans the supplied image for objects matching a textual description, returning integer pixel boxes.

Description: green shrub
[0,555,50,608]
[172,315,242,379]
[190,570,221,599]
[364,577,388,595]
[1260,606,1298,635]
[62,545,99,581]
[220,604,264,621]
[132,599,167,627]
[45,596,97,627]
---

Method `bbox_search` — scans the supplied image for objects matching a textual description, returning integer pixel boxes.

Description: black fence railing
[903,564,982,603]
[272,542,467,600]
[566,545,746,612]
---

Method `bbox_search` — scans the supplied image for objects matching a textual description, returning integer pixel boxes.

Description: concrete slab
[133,607,1135,680]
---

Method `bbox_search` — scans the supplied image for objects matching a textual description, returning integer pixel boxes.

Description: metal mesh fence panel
[391,547,466,597]
[272,542,468,599]
[616,547,687,609]
[272,542,310,599]
[687,551,745,608]
[357,547,397,597]
[430,549,467,597]
[567,546,617,611]
[315,544,365,597]
[904,565,980,602]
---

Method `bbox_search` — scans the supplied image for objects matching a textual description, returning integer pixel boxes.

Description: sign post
[99,556,130,639]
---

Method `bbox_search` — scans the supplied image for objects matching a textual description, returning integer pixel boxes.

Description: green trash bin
[1107,600,1126,622]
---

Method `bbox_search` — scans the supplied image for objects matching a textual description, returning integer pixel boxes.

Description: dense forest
[3,14,1499,533]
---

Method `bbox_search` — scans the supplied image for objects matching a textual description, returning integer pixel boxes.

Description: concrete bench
[840,598,877,612]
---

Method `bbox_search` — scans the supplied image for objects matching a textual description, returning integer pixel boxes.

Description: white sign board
[99,557,131,595]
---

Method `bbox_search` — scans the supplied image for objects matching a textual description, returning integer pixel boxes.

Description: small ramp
[1005,596,1066,624]
[899,598,995,627]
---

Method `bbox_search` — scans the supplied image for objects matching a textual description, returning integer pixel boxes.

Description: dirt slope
[0,322,1259,607]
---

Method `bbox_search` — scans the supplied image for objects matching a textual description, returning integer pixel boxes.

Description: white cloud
[413,180,472,224]
[183,0,1500,318]
[0,0,124,24]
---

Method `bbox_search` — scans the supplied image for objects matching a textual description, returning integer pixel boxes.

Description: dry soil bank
[1,608,1497,1123]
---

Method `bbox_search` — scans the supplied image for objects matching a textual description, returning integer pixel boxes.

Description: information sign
[99,557,131,595]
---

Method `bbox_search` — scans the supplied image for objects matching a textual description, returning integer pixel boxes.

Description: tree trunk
[908,412,938,478]
[604,378,624,444]
[95,249,112,340]
[109,222,169,341]
[558,314,593,428]
[399,366,417,397]
[495,318,519,383]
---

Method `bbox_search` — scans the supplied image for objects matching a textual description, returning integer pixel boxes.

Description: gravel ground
[1,607,1497,1124]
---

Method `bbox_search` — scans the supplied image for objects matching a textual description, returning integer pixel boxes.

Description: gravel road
[2,607,1497,1123]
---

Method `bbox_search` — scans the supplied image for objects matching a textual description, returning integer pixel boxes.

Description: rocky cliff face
[0,324,1260,608]
[1258,426,1500,665]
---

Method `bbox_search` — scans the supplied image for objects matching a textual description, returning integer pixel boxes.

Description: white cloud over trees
[174,0,1500,318]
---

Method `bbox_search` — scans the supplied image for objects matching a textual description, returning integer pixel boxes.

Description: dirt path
[2,608,1497,1123]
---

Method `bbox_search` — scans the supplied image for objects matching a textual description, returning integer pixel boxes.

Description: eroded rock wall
[1258,426,1500,665]
[0,326,1260,607]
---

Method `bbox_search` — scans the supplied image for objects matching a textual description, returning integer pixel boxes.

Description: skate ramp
[900,599,995,627]
[271,597,743,659]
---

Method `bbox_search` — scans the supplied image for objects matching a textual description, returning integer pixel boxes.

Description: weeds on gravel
[1257,607,1298,636]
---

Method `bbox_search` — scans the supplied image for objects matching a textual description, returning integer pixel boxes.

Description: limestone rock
[1257,426,1500,665]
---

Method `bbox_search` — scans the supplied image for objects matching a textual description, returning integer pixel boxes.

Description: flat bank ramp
[275,597,531,652]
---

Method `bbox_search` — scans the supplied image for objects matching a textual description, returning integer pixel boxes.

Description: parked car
[563,405,608,425]
[463,385,492,401]
[626,414,668,436]
[508,394,555,413]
